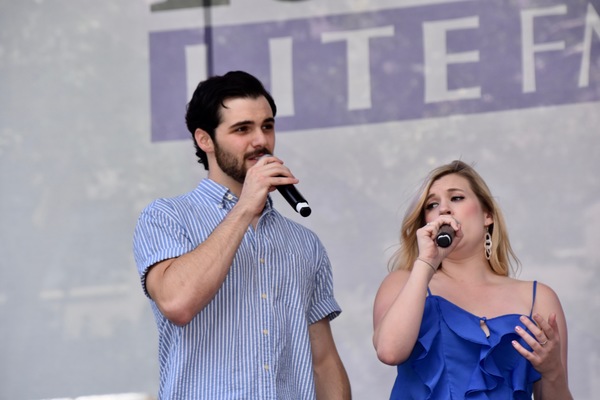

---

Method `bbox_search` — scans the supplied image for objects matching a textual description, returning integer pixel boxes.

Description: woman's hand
[417,217,462,268]
[512,313,565,378]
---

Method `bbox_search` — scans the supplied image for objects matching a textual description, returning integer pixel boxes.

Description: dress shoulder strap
[529,280,538,318]
[427,287,432,296]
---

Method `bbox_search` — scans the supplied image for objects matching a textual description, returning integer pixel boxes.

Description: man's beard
[214,142,270,184]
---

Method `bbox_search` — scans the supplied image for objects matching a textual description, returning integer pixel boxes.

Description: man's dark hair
[185,71,277,170]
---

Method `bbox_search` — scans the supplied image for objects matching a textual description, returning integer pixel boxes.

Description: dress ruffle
[391,296,541,399]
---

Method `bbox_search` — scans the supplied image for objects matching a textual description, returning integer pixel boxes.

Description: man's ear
[194,129,213,153]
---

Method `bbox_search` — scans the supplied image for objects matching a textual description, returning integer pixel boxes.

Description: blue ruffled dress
[390,281,542,399]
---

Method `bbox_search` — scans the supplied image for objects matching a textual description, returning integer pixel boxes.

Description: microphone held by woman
[435,224,455,248]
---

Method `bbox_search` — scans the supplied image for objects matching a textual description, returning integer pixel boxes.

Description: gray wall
[1,0,599,399]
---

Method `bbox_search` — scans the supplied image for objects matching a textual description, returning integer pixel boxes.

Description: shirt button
[262,329,269,335]
[259,258,265,264]
[226,194,233,200]
[264,364,270,371]
[261,293,267,299]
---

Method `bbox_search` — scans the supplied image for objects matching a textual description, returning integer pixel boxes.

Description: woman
[372,160,572,399]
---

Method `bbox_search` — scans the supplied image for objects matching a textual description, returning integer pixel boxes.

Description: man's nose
[251,129,268,147]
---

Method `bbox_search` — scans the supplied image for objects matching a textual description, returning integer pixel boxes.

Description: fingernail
[515,326,521,332]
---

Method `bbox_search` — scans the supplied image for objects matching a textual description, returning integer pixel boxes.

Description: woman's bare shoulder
[506,278,563,313]
[374,269,412,302]
[380,268,412,288]
[506,277,557,295]
[373,269,415,326]
[534,281,563,310]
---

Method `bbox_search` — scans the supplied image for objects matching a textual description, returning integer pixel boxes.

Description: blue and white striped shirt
[133,179,341,400]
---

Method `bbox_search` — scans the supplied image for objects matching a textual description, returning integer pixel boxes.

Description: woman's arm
[512,283,573,400]
[372,260,435,365]
[373,218,461,365]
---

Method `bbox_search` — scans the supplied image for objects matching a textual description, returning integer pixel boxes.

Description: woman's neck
[438,255,497,285]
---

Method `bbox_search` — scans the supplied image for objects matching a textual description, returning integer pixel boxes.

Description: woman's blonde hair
[389,160,519,276]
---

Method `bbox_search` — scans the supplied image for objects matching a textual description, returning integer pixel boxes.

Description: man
[133,71,351,399]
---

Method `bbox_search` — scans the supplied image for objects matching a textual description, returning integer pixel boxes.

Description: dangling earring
[484,226,493,260]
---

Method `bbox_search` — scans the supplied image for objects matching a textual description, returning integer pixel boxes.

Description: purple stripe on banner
[149,0,600,142]
[150,29,206,141]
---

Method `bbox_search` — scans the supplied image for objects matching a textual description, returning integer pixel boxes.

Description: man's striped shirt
[133,179,341,399]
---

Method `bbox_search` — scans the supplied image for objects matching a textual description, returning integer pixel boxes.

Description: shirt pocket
[272,252,315,311]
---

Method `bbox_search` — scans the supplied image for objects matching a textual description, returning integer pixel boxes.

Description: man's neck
[207,170,243,197]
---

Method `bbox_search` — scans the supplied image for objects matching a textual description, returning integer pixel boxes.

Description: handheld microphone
[277,184,311,217]
[435,224,455,248]
[261,154,311,217]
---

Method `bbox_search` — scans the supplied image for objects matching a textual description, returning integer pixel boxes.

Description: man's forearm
[314,354,351,400]
[147,202,257,325]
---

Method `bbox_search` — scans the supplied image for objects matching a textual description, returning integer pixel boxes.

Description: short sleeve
[307,245,341,324]
[132,199,194,298]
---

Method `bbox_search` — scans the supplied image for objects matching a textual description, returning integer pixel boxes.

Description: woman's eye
[451,196,465,201]
[425,202,438,210]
